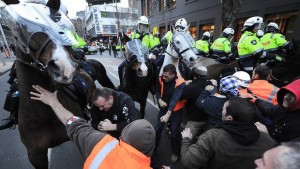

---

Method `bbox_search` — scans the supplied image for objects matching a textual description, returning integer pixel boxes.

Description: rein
[16,37,51,72]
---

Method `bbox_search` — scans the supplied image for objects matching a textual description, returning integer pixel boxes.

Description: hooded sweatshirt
[255,79,300,142]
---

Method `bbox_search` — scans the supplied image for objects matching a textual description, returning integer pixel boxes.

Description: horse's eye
[176,41,180,44]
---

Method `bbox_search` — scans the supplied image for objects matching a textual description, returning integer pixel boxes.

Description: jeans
[155,108,183,156]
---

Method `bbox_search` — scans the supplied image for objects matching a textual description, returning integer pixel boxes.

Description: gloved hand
[149,53,156,60]
[275,55,284,61]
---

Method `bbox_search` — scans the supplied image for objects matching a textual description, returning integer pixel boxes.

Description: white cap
[267,22,279,30]
[203,31,210,38]
[233,71,251,88]
[223,28,234,35]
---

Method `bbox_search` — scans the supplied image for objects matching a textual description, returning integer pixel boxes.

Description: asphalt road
[0,51,183,169]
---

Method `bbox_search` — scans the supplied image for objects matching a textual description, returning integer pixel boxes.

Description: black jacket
[180,78,212,122]
[255,99,300,142]
[91,91,141,138]
[196,90,227,130]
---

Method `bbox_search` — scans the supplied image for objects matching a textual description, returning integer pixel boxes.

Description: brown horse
[4,1,96,168]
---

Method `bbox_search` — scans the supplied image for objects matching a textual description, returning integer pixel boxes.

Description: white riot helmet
[175,18,188,32]
[137,16,149,25]
[266,22,279,33]
[137,16,149,34]
[203,31,210,38]
[242,16,264,32]
[256,30,264,37]
[233,71,251,88]
[223,28,234,35]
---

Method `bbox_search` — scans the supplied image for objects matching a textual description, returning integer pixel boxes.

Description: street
[0,51,183,169]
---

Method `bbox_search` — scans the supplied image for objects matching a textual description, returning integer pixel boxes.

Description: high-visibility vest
[84,135,151,169]
[247,80,279,105]
[260,32,289,51]
[238,88,255,102]
[159,77,186,111]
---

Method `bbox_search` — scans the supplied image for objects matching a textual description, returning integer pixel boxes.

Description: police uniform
[210,37,232,63]
[195,39,210,57]
[90,90,141,138]
[130,31,156,49]
[237,31,264,73]
[260,32,289,58]
[163,31,173,43]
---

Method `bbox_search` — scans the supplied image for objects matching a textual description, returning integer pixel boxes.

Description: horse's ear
[2,0,19,4]
[184,23,190,32]
[46,0,61,10]
[172,25,177,34]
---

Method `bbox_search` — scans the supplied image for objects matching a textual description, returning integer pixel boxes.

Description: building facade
[84,4,138,43]
[138,0,300,42]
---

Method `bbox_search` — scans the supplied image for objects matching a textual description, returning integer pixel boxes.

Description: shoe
[0,117,16,130]
[170,154,179,163]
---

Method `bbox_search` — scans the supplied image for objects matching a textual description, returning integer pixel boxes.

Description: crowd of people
[1,2,300,168]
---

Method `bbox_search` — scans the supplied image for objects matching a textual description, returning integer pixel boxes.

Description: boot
[0,112,17,130]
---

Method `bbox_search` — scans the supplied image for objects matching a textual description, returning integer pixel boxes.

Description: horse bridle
[166,34,191,59]
[16,36,52,72]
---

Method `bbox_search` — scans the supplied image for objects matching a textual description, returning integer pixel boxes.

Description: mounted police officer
[117,16,158,88]
[211,28,235,63]
[195,31,210,58]
[260,22,290,67]
[237,16,265,75]
[162,18,189,44]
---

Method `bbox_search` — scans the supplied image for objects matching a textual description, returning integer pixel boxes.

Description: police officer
[237,16,265,75]
[210,28,235,63]
[195,31,210,58]
[153,32,161,47]
[162,18,189,44]
[260,22,290,67]
[117,16,157,87]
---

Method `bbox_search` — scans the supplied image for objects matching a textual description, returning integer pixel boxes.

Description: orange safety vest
[159,77,186,112]
[247,80,279,105]
[84,135,151,169]
[239,80,279,105]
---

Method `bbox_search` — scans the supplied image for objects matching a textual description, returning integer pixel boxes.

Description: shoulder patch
[251,40,257,45]
[67,116,80,125]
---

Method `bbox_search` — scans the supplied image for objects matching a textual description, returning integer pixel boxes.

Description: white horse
[159,27,199,78]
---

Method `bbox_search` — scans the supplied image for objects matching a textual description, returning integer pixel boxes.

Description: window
[159,0,166,12]
[265,10,299,40]
[101,11,114,18]
[234,18,247,42]
[147,0,152,16]
[199,23,215,41]
[159,26,166,36]
[189,26,197,40]
[142,0,147,16]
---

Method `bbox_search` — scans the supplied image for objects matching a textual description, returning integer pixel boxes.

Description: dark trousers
[155,108,183,156]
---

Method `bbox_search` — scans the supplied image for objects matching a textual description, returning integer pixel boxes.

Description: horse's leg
[94,62,116,89]
[140,99,147,119]
[28,148,48,169]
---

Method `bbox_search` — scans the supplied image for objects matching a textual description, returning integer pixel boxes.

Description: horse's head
[167,26,198,66]
[124,39,149,77]
[6,2,79,84]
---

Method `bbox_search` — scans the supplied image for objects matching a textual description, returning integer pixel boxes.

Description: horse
[4,1,96,168]
[159,27,198,79]
[120,39,156,118]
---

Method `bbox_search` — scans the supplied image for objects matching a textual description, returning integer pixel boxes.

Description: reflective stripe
[89,140,118,169]
[252,48,263,55]
[243,67,253,71]
[239,53,251,58]
[266,86,278,103]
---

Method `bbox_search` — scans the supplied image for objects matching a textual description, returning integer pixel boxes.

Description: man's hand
[210,79,217,86]
[185,80,192,85]
[30,85,59,107]
[255,122,269,134]
[98,119,117,131]
[181,128,193,139]
[160,111,171,123]
[158,99,167,108]
[205,85,214,91]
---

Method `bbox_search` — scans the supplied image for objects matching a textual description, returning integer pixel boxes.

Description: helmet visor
[6,3,78,54]
[126,39,148,63]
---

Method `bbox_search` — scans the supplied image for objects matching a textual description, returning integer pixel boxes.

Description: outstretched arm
[30,85,74,125]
